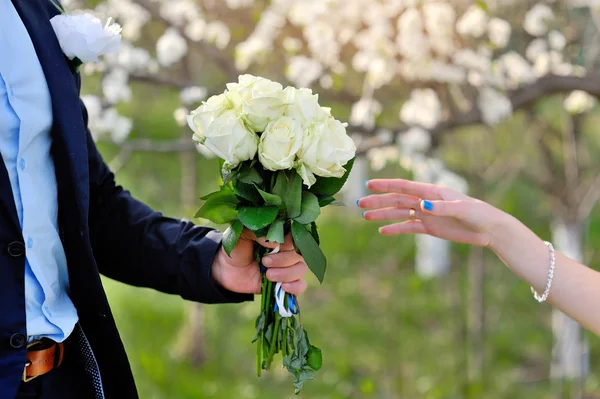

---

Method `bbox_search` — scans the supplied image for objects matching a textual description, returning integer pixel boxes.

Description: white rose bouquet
[188,75,356,393]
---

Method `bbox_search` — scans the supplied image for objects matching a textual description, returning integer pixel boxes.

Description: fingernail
[364,180,370,187]
[356,199,360,207]
[422,200,433,211]
[361,212,365,219]
[262,257,273,266]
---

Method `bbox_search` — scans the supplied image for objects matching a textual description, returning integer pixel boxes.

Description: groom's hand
[212,228,308,295]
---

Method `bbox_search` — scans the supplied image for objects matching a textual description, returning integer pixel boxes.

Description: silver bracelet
[531,241,555,303]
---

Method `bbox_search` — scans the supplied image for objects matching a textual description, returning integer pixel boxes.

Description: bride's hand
[358,179,509,248]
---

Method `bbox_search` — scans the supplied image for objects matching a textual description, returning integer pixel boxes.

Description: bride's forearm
[490,212,600,335]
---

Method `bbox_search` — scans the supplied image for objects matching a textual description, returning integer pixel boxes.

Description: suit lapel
[0,160,20,232]
[11,0,89,221]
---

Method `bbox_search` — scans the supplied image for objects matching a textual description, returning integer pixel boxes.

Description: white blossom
[422,3,456,56]
[102,68,130,104]
[156,28,187,67]
[350,98,382,129]
[173,107,188,127]
[452,49,491,71]
[478,87,512,125]
[524,4,554,36]
[549,30,567,50]
[100,108,133,143]
[564,90,596,114]
[286,56,324,88]
[399,127,431,156]
[184,20,206,42]
[396,8,430,61]
[456,5,488,38]
[180,87,208,105]
[160,0,202,27]
[429,61,466,84]
[205,21,231,50]
[367,146,400,171]
[283,37,303,52]
[526,39,548,62]
[319,75,333,89]
[225,0,255,8]
[400,89,442,129]
[498,51,536,86]
[82,95,103,134]
[488,18,511,48]
[104,42,152,73]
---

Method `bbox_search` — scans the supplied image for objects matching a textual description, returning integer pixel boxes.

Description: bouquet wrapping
[187,75,356,393]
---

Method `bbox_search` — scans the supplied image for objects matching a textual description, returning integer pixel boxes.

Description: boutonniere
[48,0,122,73]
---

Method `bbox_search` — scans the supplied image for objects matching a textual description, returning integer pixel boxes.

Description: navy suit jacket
[0,1,250,397]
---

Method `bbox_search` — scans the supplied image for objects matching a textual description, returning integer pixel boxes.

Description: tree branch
[130,73,192,90]
[354,74,600,154]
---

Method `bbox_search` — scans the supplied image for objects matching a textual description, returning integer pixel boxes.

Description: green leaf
[199,190,219,201]
[266,219,285,244]
[272,171,302,218]
[294,192,320,224]
[309,222,320,245]
[256,187,283,207]
[318,196,335,207]
[475,0,488,12]
[234,182,263,203]
[194,185,239,224]
[251,311,266,343]
[291,220,326,283]
[253,227,269,239]
[238,167,263,184]
[307,345,322,371]
[309,157,355,197]
[238,206,279,231]
[222,220,243,257]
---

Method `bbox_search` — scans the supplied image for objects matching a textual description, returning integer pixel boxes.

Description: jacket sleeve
[82,100,252,304]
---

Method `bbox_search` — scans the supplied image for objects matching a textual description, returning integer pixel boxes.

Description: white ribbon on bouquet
[268,245,297,318]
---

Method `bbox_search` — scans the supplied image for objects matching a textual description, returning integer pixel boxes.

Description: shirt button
[9,333,26,349]
[6,241,25,257]
[18,158,25,171]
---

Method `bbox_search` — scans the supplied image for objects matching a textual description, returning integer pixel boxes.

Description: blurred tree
[67,0,600,391]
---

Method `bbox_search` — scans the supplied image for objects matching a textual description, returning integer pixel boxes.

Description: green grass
[101,210,600,399]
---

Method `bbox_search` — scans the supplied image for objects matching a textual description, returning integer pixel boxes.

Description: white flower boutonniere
[49,1,121,72]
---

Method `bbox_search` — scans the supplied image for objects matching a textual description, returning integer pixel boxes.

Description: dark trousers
[15,332,97,399]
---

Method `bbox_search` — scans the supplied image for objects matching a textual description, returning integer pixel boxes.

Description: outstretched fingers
[379,220,427,235]
[366,179,444,200]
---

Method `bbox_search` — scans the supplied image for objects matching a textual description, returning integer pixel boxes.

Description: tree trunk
[467,246,485,383]
[550,219,589,386]
[343,156,367,209]
[413,162,451,277]
[170,128,207,367]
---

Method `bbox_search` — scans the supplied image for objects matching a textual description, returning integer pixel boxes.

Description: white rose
[296,117,356,187]
[283,87,323,126]
[187,93,237,144]
[201,110,258,169]
[258,117,303,171]
[227,75,288,132]
[50,14,122,63]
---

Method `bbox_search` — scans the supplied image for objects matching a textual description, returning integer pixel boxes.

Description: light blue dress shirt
[0,0,78,343]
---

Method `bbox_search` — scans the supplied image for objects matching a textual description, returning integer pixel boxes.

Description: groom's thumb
[420,199,467,218]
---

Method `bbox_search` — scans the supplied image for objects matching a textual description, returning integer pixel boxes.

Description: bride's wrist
[488,211,534,257]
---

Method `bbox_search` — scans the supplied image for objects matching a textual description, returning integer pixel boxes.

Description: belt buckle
[22,361,36,383]
[21,340,42,383]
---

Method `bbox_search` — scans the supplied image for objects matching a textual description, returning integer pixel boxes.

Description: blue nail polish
[423,200,433,211]
[356,199,360,207]
[361,212,365,218]
[364,180,369,187]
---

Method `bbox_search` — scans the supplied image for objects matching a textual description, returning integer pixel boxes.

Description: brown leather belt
[22,339,64,382]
